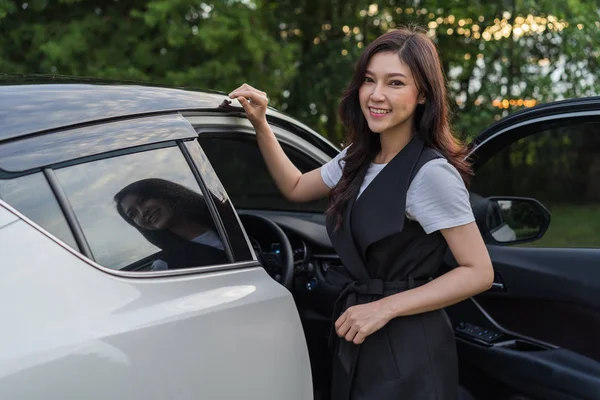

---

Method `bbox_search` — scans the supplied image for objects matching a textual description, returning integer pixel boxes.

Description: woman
[114,178,227,270]
[229,27,493,399]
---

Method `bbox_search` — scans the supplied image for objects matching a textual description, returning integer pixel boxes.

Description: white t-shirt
[150,230,225,271]
[320,146,474,234]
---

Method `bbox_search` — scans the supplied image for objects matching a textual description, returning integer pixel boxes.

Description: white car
[1,76,600,400]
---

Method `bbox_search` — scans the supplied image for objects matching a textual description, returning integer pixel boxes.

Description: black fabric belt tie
[328,274,432,376]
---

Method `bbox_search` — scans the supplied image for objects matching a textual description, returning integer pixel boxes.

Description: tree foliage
[1,0,599,142]
[0,0,297,98]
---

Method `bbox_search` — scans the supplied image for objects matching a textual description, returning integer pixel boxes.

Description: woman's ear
[418,94,426,104]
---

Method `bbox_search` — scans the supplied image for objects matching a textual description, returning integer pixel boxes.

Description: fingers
[338,320,366,344]
[334,312,347,331]
[353,331,366,345]
[344,326,358,343]
[335,308,371,344]
[229,89,268,106]
[230,83,267,98]
[229,83,268,104]
[235,96,251,113]
[336,320,351,338]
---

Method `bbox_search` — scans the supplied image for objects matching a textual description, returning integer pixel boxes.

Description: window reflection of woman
[114,178,227,270]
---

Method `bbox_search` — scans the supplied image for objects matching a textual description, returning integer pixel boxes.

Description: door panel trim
[483,246,600,311]
[457,339,600,400]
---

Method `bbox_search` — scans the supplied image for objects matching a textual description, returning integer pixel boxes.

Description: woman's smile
[146,207,161,225]
[368,107,392,118]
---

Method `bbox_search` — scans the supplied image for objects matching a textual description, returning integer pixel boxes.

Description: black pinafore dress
[326,137,458,400]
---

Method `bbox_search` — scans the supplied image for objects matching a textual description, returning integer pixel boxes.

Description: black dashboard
[240,212,342,295]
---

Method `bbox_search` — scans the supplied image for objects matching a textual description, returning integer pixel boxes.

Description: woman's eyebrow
[365,70,407,78]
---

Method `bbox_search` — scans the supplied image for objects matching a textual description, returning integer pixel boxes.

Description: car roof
[0,74,234,141]
[0,74,340,156]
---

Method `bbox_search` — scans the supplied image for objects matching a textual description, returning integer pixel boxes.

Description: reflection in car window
[0,173,78,250]
[472,121,600,248]
[54,147,228,270]
[198,136,329,212]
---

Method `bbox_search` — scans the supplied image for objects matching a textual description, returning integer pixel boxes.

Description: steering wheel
[240,213,294,290]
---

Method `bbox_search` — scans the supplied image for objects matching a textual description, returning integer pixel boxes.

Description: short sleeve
[320,146,348,188]
[406,159,474,234]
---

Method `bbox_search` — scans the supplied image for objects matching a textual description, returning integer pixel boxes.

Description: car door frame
[449,97,600,400]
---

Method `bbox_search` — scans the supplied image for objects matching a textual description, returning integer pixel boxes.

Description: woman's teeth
[370,108,391,114]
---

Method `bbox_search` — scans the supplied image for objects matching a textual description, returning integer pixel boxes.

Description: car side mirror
[483,197,551,245]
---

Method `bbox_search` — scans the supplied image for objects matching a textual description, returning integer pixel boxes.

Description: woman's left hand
[335,300,391,344]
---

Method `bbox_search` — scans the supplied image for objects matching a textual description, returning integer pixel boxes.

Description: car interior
[234,191,599,400]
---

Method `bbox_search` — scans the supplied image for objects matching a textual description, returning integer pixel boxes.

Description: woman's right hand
[229,83,269,130]
[229,84,331,203]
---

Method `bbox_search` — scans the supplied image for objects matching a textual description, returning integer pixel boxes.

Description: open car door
[446,97,600,400]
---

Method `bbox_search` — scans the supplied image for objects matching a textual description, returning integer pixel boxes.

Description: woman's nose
[136,202,150,220]
[370,85,385,101]
[141,206,153,220]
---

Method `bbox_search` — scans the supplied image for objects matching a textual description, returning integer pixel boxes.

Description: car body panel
[0,75,339,158]
[0,82,226,142]
[0,114,198,173]
[0,201,313,399]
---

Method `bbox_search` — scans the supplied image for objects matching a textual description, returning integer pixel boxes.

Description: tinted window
[0,173,78,249]
[54,146,229,271]
[472,121,600,248]
[184,141,253,261]
[198,136,329,212]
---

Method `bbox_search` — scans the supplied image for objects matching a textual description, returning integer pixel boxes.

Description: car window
[0,172,78,250]
[54,146,230,271]
[471,120,600,248]
[184,140,253,262]
[198,135,329,212]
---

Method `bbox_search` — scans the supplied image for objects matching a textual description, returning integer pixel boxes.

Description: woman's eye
[364,76,374,83]
[390,80,404,86]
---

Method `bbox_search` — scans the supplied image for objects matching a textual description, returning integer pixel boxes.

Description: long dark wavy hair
[327,26,473,228]
[114,178,216,251]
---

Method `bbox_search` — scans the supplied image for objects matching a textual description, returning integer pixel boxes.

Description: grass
[521,203,600,248]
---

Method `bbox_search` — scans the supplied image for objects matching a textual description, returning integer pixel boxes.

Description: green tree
[0,0,297,101]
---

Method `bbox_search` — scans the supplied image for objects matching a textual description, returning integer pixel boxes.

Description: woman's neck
[374,123,415,164]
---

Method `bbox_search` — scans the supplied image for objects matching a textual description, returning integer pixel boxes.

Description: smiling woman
[228,25,493,400]
[114,178,227,270]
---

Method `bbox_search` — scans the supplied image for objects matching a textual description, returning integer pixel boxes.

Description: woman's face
[358,51,424,135]
[120,194,174,230]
